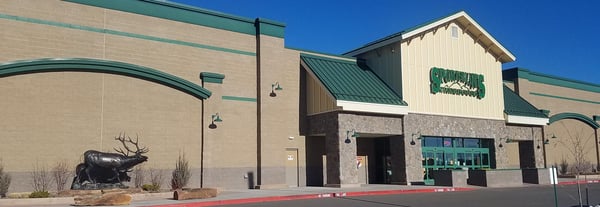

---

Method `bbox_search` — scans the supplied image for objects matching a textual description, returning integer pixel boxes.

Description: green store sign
[430,67,485,99]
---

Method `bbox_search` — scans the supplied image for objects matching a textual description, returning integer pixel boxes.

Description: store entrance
[357,137,392,184]
[422,137,492,185]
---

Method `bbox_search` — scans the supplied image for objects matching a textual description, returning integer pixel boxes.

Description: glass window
[451,26,459,38]
[443,138,453,147]
[465,153,473,166]
[482,153,490,166]
[423,137,443,147]
[445,152,455,167]
[464,139,479,148]
[456,153,465,166]
[480,139,493,148]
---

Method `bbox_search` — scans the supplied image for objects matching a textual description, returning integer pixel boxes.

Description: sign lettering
[430,67,485,99]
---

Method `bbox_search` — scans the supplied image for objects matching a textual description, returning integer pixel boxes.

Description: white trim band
[505,114,549,126]
[337,100,408,115]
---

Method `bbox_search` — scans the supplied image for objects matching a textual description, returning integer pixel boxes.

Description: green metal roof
[503,85,547,118]
[301,54,406,106]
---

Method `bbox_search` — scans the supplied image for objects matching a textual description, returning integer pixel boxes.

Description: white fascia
[504,114,549,126]
[337,100,408,115]
[347,11,516,61]
[401,11,515,61]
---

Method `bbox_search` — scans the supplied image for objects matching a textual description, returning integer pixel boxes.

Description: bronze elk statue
[71,134,149,190]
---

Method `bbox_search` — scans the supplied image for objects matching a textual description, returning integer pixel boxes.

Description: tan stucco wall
[513,77,600,172]
[305,72,337,115]
[0,0,304,192]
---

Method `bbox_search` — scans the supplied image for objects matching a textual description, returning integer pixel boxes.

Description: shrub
[31,162,52,192]
[142,184,160,192]
[559,159,569,175]
[52,160,71,192]
[133,165,145,188]
[170,154,191,190]
[148,168,163,191]
[0,162,11,198]
[29,191,50,198]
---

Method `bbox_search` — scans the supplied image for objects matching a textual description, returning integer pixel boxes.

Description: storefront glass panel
[421,137,492,185]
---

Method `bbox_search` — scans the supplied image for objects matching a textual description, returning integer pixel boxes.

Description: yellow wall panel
[400,22,504,119]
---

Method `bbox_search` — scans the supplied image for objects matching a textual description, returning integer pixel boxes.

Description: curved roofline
[549,112,599,129]
[0,58,211,100]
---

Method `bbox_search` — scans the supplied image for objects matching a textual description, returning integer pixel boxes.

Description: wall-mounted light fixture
[345,129,359,144]
[208,113,222,129]
[498,137,513,148]
[269,82,283,97]
[537,138,550,149]
[537,133,557,147]
[410,132,422,145]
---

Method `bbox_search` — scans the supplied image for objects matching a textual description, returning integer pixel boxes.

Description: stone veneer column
[325,129,360,187]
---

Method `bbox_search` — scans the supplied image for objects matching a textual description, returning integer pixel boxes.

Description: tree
[555,122,594,175]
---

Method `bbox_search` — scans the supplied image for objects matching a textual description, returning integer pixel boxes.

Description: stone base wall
[432,170,468,187]
[522,168,551,184]
[468,169,523,187]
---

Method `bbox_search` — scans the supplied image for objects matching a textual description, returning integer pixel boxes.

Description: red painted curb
[558,179,600,185]
[339,187,475,197]
[146,187,475,207]
[148,194,330,207]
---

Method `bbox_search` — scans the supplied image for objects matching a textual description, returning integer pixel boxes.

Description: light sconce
[208,113,222,129]
[537,139,550,149]
[410,132,422,145]
[345,129,359,144]
[537,133,556,147]
[269,82,283,97]
[498,137,513,148]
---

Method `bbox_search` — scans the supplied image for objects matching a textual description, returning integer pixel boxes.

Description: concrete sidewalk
[132,185,476,207]
[1,177,599,207]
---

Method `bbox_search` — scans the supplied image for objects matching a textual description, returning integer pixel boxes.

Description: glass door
[422,148,444,185]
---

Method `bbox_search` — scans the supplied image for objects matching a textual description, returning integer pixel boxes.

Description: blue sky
[171,0,599,85]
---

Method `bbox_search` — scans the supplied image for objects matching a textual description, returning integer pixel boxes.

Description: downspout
[254,18,262,188]
[200,79,205,188]
[595,128,599,171]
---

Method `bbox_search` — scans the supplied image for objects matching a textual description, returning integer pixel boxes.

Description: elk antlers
[114,133,149,156]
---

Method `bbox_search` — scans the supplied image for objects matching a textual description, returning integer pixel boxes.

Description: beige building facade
[0,0,597,193]
[0,0,303,192]
[503,68,600,172]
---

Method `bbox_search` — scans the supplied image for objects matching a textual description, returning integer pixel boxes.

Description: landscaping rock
[73,189,136,206]
[173,188,218,200]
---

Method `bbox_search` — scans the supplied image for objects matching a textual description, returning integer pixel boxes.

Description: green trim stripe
[200,72,225,84]
[222,96,257,102]
[65,0,285,38]
[530,92,600,105]
[0,13,255,56]
[0,58,211,100]
[504,68,600,94]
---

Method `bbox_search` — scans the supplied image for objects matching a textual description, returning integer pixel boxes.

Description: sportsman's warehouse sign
[430,67,485,99]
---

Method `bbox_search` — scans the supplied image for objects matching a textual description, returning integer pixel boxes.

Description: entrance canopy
[503,85,548,125]
[301,53,408,115]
